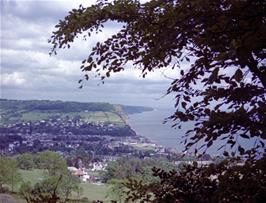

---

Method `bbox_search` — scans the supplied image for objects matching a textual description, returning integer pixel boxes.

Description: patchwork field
[0,99,152,126]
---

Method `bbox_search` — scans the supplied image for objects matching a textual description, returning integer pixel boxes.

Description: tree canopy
[125,156,266,203]
[50,0,266,156]
[35,151,68,175]
[0,156,21,192]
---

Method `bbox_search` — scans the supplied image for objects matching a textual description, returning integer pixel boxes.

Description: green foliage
[16,151,83,202]
[101,157,177,202]
[102,157,176,183]
[19,181,33,203]
[16,153,35,170]
[19,171,81,203]
[125,156,266,203]
[0,156,21,192]
[19,169,45,186]
[50,0,266,157]
[60,172,82,202]
[16,151,68,174]
[20,176,63,203]
[34,151,68,175]
[107,179,127,203]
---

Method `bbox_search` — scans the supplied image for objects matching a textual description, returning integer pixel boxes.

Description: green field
[80,183,110,202]
[17,111,125,125]
[0,99,152,126]
[20,112,52,121]
[0,99,127,126]
[83,111,124,124]
[1,109,126,126]
[17,169,111,202]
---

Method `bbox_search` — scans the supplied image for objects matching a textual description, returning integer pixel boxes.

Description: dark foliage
[49,0,266,156]
[125,157,266,203]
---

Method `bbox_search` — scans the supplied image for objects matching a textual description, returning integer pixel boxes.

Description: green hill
[0,99,152,125]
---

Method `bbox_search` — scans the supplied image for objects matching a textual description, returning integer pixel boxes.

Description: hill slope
[0,99,152,125]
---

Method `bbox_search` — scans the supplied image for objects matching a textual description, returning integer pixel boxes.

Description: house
[90,162,107,171]
[67,166,78,173]
[81,175,90,182]
[74,169,87,177]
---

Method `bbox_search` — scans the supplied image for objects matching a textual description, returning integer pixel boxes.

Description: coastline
[127,108,185,152]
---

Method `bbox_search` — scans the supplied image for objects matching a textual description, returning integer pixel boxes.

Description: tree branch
[247,56,266,88]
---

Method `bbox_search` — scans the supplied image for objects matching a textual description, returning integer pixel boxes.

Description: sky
[0,0,182,109]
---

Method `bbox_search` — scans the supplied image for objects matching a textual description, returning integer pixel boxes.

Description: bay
[127,109,265,156]
[127,108,189,152]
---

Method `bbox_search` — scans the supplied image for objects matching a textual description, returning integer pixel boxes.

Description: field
[0,99,152,127]
[16,169,111,202]
[80,183,110,202]
[17,111,125,125]
[0,99,127,126]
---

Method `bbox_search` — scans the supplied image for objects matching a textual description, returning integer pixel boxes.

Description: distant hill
[0,99,153,125]
[120,105,153,114]
[0,99,115,112]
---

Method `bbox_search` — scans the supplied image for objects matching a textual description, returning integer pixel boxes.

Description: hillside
[0,99,153,125]
[0,99,153,155]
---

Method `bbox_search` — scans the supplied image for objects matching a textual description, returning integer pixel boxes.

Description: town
[0,99,215,187]
[0,116,183,159]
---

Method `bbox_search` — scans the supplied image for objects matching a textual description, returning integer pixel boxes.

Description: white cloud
[110,66,180,82]
[1,48,82,76]
[0,0,179,108]
[0,72,26,87]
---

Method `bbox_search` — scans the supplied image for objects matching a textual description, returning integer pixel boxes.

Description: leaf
[223,151,229,156]
[204,109,211,115]
[209,68,219,83]
[240,134,249,139]
[181,102,187,109]
[260,141,265,147]
[238,146,245,155]
[233,69,243,82]
[207,140,213,148]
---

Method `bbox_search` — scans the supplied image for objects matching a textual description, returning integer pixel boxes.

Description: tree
[102,157,176,183]
[16,153,35,170]
[19,176,63,203]
[0,156,21,192]
[59,171,82,202]
[36,151,67,175]
[19,172,82,203]
[107,179,128,203]
[125,156,266,203]
[50,0,266,157]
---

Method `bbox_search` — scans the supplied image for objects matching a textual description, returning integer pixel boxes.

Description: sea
[127,108,188,152]
[127,108,264,156]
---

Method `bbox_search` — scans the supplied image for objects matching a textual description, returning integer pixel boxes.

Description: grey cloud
[1,0,178,108]
[2,0,71,23]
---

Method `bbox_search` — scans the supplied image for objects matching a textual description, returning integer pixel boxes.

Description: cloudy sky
[0,0,181,108]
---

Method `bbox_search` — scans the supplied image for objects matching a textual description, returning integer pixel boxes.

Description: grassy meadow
[15,169,111,202]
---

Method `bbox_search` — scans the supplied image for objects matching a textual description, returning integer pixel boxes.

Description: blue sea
[127,109,265,156]
[127,108,188,152]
